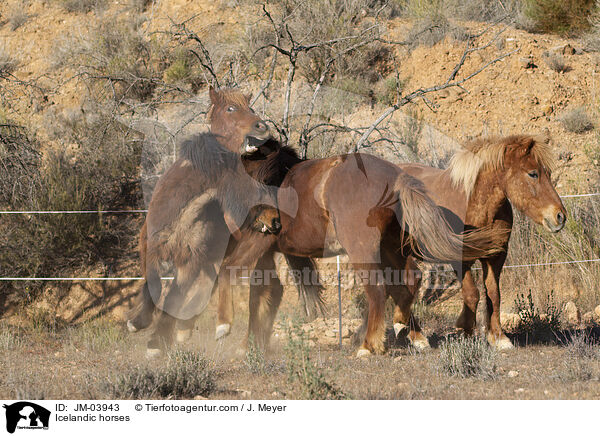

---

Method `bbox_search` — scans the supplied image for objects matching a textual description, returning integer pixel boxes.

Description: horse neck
[242,147,302,186]
[465,167,509,226]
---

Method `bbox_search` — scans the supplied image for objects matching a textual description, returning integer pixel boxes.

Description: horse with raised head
[396,133,566,349]
[127,87,323,356]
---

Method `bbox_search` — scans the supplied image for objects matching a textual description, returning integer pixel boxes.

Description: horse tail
[394,172,506,262]
[127,221,159,332]
[284,254,327,318]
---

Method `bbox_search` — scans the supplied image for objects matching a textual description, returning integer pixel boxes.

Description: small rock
[519,56,537,69]
[594,305,600,320]
[325,329,336,338]
[564,301,581,326]
[194,395,208,400]
[236,390,251,399]
[507,370,519,378]
[394,356,402,362]
[515,388,525,393]
[542,104,553,116]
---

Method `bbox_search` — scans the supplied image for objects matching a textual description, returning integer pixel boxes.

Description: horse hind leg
[355,274,387,357]
[246,252,283,352]
[146,261,216,358]
[175,315,199,343]
[126,281,155,333]
[455,268,479,335]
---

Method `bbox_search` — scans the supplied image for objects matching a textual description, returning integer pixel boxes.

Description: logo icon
[3,402,50,434]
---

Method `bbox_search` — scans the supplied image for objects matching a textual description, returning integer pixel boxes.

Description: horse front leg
[482,254,513,350]
[455,265,479,335]
[359,281,387,357]
[247,251,283,351]
[215,232,277,341]
[389,256,429,349]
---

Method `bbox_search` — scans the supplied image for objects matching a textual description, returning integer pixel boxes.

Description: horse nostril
[557,211,565,224]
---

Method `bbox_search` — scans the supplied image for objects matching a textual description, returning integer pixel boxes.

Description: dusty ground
[2,297,600,400]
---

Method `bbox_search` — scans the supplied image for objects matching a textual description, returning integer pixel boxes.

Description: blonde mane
[447,134,555,198]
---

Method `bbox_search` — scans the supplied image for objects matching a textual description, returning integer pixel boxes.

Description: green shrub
[514,289,562,336]
[438,336,498,378]
[104,350,216,399]
[376,75,407,106]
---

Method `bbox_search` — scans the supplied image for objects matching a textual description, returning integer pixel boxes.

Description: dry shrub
[254,0,388,84]
[438,336,498,379]
[0,46,17,77]
[0,111,142,304]
[55,0,106,13]
[559,107,594,133]
[6,2,29,31]
[399,0,515,22]
[52,14,171,101]
[543,52,571,72]
[505,196,600,314]
[284,321,347,399]
[519,0,595,36]
[103,350,216,399]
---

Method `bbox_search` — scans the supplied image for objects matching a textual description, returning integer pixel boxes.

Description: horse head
[502,133,566,232]
[208,86,273,155]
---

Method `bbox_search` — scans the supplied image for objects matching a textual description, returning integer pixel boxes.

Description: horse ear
[519,137,536,157]
[537,128,551,144]
[209,86,220,105]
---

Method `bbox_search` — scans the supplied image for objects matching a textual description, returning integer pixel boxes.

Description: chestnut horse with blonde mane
[213,152,508,356]
[395,133,566,349]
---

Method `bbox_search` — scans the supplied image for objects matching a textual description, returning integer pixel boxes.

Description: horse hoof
[215,324,231,341]
[393,323,408,337]
[127,320,138,333]
[176,329,193,344]
[494,336,514,350]
[356,348,371,358]
[411,338,431,350]
[146,347,163,359]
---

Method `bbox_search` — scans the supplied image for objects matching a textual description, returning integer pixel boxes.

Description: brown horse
[214,152,508,356]
[397,133,566,349]
[127,87,324,356]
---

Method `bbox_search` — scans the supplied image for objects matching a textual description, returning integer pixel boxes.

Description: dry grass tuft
[559,107,594,133]
[284,321,347,399]
[103,350,216,399]
[438,336,498,379]
[543,52,571,72]
[519,0,595,35]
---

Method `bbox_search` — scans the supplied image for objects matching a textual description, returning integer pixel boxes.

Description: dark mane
[250,145,302,186]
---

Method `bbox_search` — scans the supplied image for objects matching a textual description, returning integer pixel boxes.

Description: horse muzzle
[243,135,271,154]
[543,210,566,233]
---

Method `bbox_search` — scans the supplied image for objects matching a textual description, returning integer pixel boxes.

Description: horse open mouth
[243,135,270,153]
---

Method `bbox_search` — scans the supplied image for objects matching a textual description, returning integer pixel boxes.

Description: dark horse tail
[284,255,327,318]
[394,172,506,262]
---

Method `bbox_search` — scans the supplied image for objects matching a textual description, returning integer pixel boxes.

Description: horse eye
[226,106,236,112]
[528,170,539,179]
